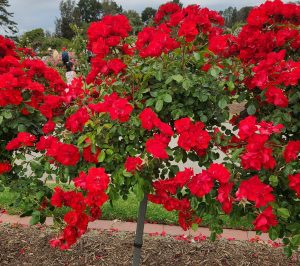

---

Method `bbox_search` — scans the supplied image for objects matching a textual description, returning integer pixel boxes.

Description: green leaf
[30,211,41,225]
[290,234,300,247]
[227,81,235,91]
[218,98,227,109]
[123,170,133,177]
[269,175,278,187]
[277,208,290,220]
[98,150,106,162]
[155,70,162,81]
[18,124,26,132]
[155,100,164,112]
[231,148,243,160]
[190,197,199,211]
[269,227,278,240]
[77,135,87,145]
[191,223,199,231]
[0,116,3,125]
[182,80,192,90]
[3,110,12,119]
[172,74,183,83]
[163,94,172,103]
[193,52,200,61]
[247,104,256,115]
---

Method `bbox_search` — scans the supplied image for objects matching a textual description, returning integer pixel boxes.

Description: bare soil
[0,224,299,266]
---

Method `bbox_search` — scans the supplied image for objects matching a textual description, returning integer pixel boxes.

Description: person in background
[61,47,69,67]
[65,61,76,85]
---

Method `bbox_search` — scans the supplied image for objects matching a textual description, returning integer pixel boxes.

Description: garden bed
[0,224,299,266]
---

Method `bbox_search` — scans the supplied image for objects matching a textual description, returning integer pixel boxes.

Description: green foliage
[76,0,102,23]
[19,28,45,49]
[141,7,156,23]
[55,0,81,39]
[0,0,17,33]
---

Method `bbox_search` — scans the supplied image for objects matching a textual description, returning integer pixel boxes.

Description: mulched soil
[0,224,299,266]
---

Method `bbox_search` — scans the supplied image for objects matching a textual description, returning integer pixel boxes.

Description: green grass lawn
[0,184,252,230]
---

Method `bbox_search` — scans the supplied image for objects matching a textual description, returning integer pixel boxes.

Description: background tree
[55,0,81,39]
[0,0,17,34]
[236,7,253,23]
[76,0,102,23]
[19,28,45,49]
[172,0,183,8]
[123,10,143,34]
[221,6,253,28]
[100,0,122,17]
[141,7,156,23]
[221,7,237,28]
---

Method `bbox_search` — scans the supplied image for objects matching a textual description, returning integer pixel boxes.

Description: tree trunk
[132,195,148,266]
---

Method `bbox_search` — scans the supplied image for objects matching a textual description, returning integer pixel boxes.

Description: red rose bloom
[139,108,159,130]
[265,87,288,108]
[174,117,192,134]
[42,120,55,134]
[217,182,234,214]
[83,145,101,164]
[146,137,169,159]
[207,163,231,183]
[288,173,300,197]
[236,175,275,208]
[283,141,300,163]
[6,132,36,151]
[124,157,143,173]
[238,116,257,140]
[187,170,213,198]
[253,206,278,232]
[0,162,12,174]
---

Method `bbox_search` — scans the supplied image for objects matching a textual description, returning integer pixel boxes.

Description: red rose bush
[0,0,299,256]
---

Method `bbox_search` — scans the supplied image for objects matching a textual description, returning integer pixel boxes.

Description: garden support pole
[132,195,148,266]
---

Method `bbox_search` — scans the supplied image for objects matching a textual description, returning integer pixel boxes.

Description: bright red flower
[85,191,108,207]
[0,162,12,175]
[258,121,284,136]
[253,206,278,233]
[64,211,81,226]
[65,107,90,133]
[265,87,288,108]
[288,173,300,197]
[47,142,80,166]
[154,2,181,24]
[107,59,126,75]
[50,187,65,208]
[207,163,231,183]
[124,156,143,173]
[139,108,159,130]
[187,170,213,198]
[85,167,110,192]
[217,182,234,214]
[145,135,169,159]
[177,121,210,152]
[6,132,36,150]
[178,20,198,42]
[174,117,192,134]
[42,120,55,134]
[36,136,58,151]
[83,145,101,164]
[238,116,257,140]
[236,175,275,208]
[283,141,300,163]
[108,96,133,122]
[155,120,174,136]
[208,34,238,57]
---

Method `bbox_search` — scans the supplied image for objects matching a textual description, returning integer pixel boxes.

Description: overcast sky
[5,0,298,34]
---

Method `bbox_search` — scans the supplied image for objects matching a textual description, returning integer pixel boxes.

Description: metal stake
[132,195,148,266]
